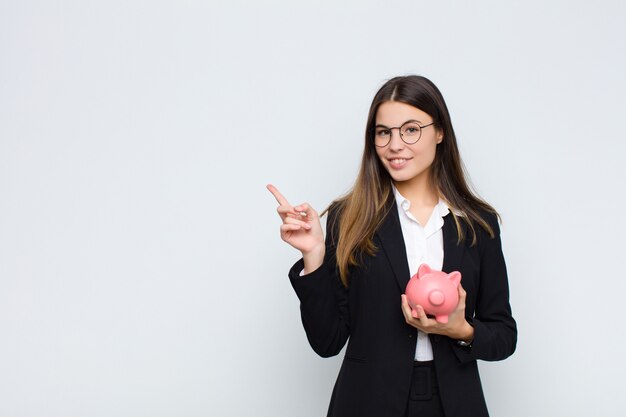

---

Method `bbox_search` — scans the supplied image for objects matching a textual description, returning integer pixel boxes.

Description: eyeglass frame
[373,120,436,147]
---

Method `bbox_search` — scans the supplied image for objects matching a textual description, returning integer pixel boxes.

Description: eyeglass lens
[374,122,422,146]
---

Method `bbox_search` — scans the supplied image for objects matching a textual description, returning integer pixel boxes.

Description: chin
[391,169,429,185]
[391,173,416,182]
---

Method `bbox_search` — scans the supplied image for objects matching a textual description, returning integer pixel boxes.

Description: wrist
[302,244,325,274]
[454,320,474,342]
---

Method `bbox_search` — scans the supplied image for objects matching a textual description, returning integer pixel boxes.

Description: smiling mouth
[387,158,412,169]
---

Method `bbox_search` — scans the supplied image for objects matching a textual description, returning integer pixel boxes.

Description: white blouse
[392,184,450,361]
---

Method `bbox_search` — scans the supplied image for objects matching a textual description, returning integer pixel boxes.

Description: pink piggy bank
[405,264,462,323]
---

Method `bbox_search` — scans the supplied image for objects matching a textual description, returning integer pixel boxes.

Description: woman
[267,75,516,417]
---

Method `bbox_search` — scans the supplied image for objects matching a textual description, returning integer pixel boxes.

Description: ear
[418,263,432,278]
[448,271,462,286]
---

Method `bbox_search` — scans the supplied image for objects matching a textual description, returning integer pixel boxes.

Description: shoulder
[324,200,344,226]
[323,199,346,242]
[327,199,343,218]
[454,206,501,243]
[472,209,503,256]
[477,208,500,234]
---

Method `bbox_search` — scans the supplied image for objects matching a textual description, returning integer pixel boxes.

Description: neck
[393,171,439,207]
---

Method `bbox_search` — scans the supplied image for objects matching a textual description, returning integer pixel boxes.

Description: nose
[389,128,405,150]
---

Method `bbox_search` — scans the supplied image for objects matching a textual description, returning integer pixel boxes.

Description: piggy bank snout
[428,290,445,306]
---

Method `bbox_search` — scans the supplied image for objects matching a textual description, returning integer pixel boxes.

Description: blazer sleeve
[288,203,350,358]
[452,213,518,363]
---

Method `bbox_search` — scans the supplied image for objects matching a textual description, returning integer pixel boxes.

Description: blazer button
[408,334,413,338]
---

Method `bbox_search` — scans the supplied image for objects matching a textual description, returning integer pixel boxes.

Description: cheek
[409,143,434,159]
[407,145,438,171]
[413,140,438,160]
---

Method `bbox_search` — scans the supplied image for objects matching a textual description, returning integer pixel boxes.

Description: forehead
[375,101,431,125]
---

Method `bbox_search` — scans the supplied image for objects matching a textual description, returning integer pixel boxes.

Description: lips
[388,157,412,169]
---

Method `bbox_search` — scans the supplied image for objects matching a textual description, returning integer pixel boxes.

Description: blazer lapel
[376,203,465,293]
[441,213,465,274]
[376,200,411,292]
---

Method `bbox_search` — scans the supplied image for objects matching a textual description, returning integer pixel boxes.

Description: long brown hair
[321,75,499,287]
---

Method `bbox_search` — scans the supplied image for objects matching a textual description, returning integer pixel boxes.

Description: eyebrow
[375,119,422,128]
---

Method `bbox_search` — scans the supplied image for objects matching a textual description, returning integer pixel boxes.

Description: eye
[376,129,390,136]
[402,122,422,136]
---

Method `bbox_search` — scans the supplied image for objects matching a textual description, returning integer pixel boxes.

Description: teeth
[391,159,406,163]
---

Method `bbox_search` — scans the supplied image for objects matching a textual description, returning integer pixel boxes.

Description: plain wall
[1,1,625,416]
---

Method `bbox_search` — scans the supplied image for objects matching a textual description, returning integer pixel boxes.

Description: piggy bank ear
[448,271,462,286]
[418,263,432,277]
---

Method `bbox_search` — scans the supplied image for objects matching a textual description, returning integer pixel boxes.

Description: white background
[1,1,625,416]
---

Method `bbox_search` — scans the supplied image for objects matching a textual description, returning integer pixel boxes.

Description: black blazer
[288,199,517,417]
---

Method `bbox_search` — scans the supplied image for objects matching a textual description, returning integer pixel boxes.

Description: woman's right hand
[267,184,325,270]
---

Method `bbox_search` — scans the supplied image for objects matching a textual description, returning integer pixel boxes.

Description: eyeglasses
[373,120,435,147]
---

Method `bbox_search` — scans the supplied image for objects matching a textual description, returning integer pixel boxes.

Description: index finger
[266,183,291,206]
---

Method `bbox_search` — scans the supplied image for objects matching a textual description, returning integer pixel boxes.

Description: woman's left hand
[400,284,474,342]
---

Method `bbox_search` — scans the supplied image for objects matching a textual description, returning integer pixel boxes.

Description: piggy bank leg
[435,315,449,323]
